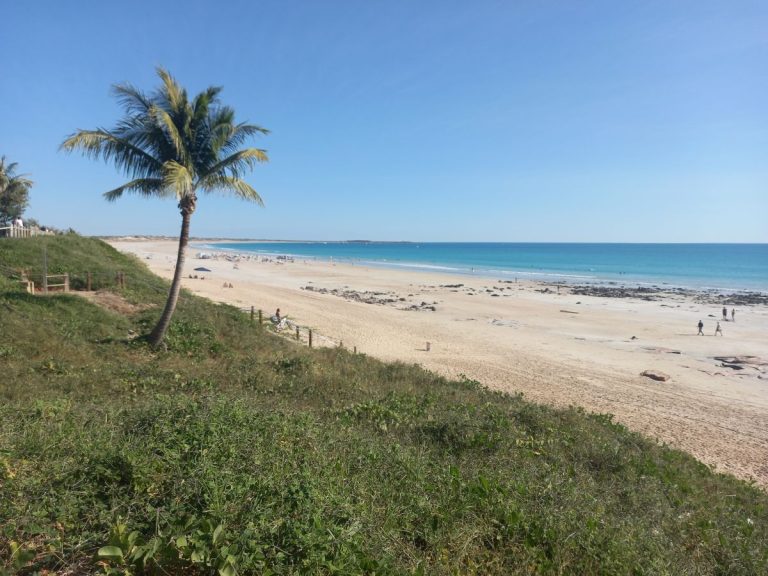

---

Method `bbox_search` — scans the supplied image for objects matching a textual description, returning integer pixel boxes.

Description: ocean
[203,242,768,293]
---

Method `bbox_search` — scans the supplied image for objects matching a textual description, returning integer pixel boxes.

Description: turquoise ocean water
[204,242,768,293]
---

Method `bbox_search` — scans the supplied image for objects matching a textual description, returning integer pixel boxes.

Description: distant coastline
[101,236,767,245]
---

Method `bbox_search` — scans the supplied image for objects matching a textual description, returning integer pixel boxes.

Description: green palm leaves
[61,68,269,346]
[61,67,269,206]
[0,157,33,225]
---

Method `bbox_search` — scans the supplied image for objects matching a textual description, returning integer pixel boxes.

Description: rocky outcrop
[640,370,671,382]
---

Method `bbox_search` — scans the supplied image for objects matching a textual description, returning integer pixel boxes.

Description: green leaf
[176,535,188,548]
[212,524,224,545]
[97,545,124,559]
[219,564,236,576]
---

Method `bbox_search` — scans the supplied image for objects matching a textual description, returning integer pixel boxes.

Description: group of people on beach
[697,307,735,336]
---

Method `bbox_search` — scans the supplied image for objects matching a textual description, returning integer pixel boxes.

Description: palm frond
[112,116,158,156]
[199,175,264,206]
[155,67,187,115]
[0,157,33,189]
[161,161,194,200]
[7,175,34,188]
[203,148,268,180]
[111,83,153,114]
[208,106,238,152]
[150,105,189,166]
[192,87,222,124]
[60,129,163,179]
[220,123,271,155]
[103,178,166,202]
[0,157,20,176]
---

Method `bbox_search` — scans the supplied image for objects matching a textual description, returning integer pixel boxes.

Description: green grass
[1,236,767,575]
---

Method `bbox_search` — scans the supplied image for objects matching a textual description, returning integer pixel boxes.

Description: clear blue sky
[3,0,766,242]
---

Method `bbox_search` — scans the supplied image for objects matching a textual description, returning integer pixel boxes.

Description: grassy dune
[1,236,766,575]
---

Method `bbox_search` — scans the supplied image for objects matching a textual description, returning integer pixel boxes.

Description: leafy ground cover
[1,236,767,575]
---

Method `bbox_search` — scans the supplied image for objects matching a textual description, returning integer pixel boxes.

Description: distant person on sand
[697,320,704,335]
[273,308,281,323]
[731,308,736,322]
[715,321,723,336]
[722,306,728,320]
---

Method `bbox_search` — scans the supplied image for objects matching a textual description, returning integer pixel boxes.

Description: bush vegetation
[1,236,766,575]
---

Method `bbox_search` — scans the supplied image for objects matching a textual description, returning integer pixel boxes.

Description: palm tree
[62,68,269,347]
[0,156,33,225]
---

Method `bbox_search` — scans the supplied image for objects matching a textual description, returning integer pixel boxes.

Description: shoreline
[192,240,768,296]
[105,235,768,295]
[204,250,768,302]
[109,238,768,487]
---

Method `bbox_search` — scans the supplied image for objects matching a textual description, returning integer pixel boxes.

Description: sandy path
[109,239,768,486]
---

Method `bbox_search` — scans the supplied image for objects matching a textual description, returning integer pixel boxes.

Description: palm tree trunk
[148,198,194,347]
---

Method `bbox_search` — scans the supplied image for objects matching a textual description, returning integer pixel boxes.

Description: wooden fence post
[64,274,69,292]
[309,329,313,348]
[258,309,263,325]
[250,305,255,321]
[87,272,92,291]
[42,247,48,294]
[296,326,300,341]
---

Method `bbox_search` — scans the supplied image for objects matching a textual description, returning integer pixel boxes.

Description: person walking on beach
[731,308,736,322]
[715,321,723,336]
[722,306,728,320]
[697,320,704,335]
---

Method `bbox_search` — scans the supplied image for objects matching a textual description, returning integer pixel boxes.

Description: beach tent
[193,267,211,272]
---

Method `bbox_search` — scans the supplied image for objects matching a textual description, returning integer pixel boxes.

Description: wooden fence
[0,225,54,238]
[44,274,70,293]
[242,305,353,352]
[0,266,129,295]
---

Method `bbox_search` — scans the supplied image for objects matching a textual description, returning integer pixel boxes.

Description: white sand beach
[110,239,768,486]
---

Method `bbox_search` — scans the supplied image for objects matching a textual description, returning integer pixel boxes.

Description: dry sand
[109,239,768,487]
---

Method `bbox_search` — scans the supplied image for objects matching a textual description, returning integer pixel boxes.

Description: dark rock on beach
[711,293,768,306]
[302,285,437,311]
[570,286,662,300]
[714,356,768,376]
[302,285,398,306]
[640,370,671,382]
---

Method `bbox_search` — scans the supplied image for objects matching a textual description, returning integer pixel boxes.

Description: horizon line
[98,235,768,246]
